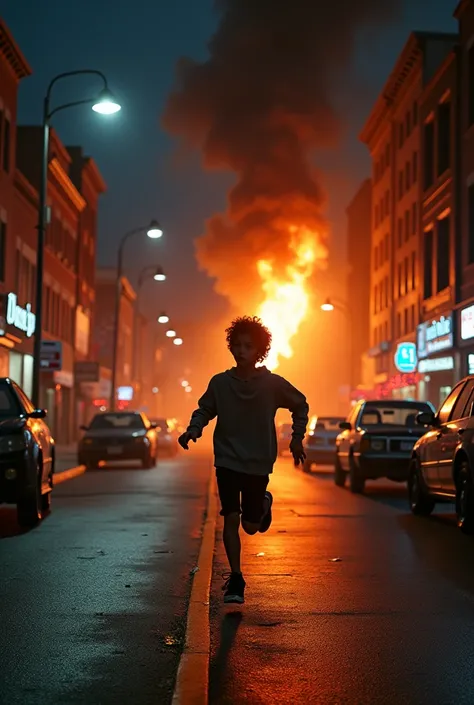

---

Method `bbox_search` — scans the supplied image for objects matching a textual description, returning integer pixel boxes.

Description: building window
[374,204,379,228]
[384,233,389,261]
[399,122,404,148]
[404,307,408,335]
[437,100,451,175]
[398,262,402,298]
[0,220,6,283]
[405,161,411,191]
[411,250,416,290]
[413,101,418,127]
[385,190,390,215]
[412,202,417,236]
[398,218,403,248]
[385,143,390,167]
[469,44,474,126]
[404,256,409,294]
[3,118,10,173]
[384,276,389,308]
[413,151,418,182]
[374,245,379,270]
[405,209,410,242]
[373,286,378,315]
[423,120,435,190]
[406,110,411,137]
[424,230,434,299]
[469,183,474,263]
[437,215,450,292]
[411,304,416,331]
[399,170,404,200]
[397,312,402,338]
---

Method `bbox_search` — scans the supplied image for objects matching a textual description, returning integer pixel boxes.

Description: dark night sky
[2,0,457,340]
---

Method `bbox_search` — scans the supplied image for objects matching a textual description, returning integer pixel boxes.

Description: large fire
[257,225,326,370]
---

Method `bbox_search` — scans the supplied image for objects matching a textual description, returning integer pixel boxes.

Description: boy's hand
[290,438,306,466]
[179,429,199,450]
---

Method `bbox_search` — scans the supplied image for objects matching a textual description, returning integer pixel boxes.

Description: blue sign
[394,342,417,373]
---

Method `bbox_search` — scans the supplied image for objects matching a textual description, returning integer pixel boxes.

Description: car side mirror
[29,409,47,419]
[339,421,352,431]
[80,424,89,431]
[416,411,436,426]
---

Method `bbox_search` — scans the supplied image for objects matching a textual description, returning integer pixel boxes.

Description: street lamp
[321,298,335,312]
[153,267,166,282]
[320,297,353,391]
[32,69,121,407]
[173,338,183,346]
[166,329,176,338]
[110,220,164,409]
[158,313,169,324]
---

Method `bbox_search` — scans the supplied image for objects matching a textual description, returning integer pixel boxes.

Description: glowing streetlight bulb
[181,380,189,387]
[146,219,163,239]
[158,314,169,324]
[321,299,335,312]
[92,88,121,114]
[152,387,159,394]
[166,329,176,338]
[185,386,192,393]
[173,338,183,346]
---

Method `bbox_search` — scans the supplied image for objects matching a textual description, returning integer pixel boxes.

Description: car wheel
[349,456,365,494]
[456,461,474,535]
[408,459,434,516]
[334,454,346,487]
[17,468,42,528]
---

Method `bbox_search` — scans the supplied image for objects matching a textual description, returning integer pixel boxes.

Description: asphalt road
[0,453,211,705]
[210,460,474,705]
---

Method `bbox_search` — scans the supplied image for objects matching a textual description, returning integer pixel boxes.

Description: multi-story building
[361,31,458,403]
[0,20,32,383]
[93,268,136,410]
[418,43,459,405]
[455,0,474,380]
[346,178,372,393]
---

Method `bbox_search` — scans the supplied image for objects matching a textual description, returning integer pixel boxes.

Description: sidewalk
[55,444,85,483]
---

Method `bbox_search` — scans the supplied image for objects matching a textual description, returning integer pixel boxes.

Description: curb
[54,465,86,485]
[172,467,217,705]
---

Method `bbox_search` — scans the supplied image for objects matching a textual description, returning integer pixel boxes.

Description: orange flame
[257,225,326,370]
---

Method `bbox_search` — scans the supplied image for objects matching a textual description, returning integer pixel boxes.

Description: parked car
[78,412,158,469]
[335,399,434,493]
[408,376,474,533]
[0,377,54,527]
[150,418,178,457]
[277,423,292,456]
[303,416,345,472]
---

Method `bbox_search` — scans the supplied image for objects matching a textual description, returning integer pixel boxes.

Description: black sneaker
[259,491,273,533]
[222,572,246,604]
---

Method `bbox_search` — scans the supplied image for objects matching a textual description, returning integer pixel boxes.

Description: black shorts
[216,467,269,524]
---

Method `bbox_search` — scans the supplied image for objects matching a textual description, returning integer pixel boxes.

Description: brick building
[346,178,372,392]
[360,31,457,404]
[0,18,106,441]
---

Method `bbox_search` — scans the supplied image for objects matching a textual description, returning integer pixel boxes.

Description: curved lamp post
[110,221,164,409]
[320,297,353,391]
[32,69,121,407]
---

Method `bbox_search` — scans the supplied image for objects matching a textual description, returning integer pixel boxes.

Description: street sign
[74,361,100,383]
[40,340,63,371]
[394,342,417,373]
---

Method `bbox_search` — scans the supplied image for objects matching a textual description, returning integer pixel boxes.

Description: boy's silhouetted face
[230,333,258,369]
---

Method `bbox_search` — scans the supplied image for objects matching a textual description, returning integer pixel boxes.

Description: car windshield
[0,383,21,417]
[315,417,345,431]
[89,413,145,430]
[359,402,431,428]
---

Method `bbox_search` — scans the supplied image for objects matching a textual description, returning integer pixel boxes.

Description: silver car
[303,417,345,472]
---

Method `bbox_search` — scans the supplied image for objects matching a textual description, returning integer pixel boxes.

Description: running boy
[179,316,309,604]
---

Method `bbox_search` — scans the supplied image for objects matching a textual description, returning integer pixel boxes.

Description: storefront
[0,291,36,398]
[416,312,458,407]
[458,301,474,379]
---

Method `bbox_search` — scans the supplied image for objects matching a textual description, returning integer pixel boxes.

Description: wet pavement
[209,460,474,705]
[0,454,211,705]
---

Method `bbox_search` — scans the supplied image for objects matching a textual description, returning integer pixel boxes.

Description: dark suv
[409,376,474,533]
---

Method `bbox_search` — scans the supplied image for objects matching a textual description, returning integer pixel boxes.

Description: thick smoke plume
[163,0,396,309]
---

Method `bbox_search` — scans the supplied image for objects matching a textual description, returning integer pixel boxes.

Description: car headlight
[83,438,93,445]
[0,434,27,453]
[135,436,149,445]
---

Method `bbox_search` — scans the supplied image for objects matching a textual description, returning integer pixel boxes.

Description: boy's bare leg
[223,512,242,573]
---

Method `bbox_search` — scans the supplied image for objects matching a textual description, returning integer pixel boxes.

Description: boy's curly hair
[225,316,272,363]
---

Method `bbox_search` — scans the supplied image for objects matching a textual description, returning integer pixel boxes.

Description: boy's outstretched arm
[179,380,217,450]
[276,376,309,465]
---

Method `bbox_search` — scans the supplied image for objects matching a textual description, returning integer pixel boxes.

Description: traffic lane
[209,458,474,705]
[0,454,211,705]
